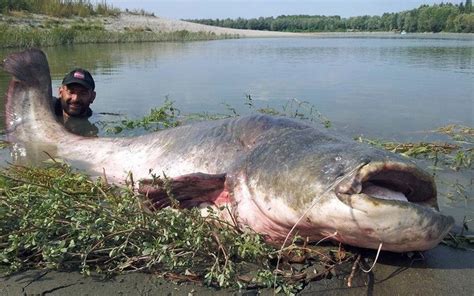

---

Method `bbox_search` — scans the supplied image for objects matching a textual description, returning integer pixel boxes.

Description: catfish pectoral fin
[139,172,227,209]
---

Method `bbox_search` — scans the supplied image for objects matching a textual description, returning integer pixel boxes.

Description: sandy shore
[103,13,304,37]
[1,12,302,37]
[103,13,474,40]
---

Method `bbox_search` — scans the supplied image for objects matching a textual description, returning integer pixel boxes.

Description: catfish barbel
[2,48,454,252]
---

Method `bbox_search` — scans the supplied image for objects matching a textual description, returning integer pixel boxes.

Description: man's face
[58,83,96,117]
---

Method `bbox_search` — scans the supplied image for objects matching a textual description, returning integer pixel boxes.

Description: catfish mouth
[335,161,438,209]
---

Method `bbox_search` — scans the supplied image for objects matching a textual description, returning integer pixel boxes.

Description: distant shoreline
[105,13,474,39]
[1,12,472,49]
[304,31,474,40]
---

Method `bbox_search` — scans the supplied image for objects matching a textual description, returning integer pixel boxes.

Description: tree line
[186,1,473,33]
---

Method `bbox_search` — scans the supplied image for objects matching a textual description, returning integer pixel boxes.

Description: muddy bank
[2,245,473,295]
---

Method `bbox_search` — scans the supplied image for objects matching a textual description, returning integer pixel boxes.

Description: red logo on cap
[73,71,85,79]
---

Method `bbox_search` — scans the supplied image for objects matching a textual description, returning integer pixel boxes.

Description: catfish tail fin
[2,48,52,91]
[2,48,55,139]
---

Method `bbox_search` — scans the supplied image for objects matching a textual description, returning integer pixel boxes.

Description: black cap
[62,68,95,90]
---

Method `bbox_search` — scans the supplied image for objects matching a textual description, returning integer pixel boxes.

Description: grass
[0,1,240,49]
[1,0,121,17]
[0,23,237,48]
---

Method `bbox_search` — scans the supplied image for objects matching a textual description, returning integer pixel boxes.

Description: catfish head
[231,123,454,252]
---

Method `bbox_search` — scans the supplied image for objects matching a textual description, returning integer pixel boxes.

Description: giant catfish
[2,48,454,252]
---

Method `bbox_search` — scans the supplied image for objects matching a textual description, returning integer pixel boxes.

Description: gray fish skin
[3,49,454,252]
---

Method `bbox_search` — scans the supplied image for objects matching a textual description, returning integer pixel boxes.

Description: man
[55,68,98,137]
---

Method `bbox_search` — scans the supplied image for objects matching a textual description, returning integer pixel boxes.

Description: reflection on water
[0,37,472,224]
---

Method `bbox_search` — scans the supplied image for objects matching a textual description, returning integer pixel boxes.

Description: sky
[105,0,448,20]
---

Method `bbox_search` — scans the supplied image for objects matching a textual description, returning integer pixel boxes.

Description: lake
[0,36,472,225]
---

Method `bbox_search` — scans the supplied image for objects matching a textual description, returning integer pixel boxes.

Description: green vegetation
[0,163,357,292]
[0,23,234,48]
[0,164,271,284]
[187,1,474,33]
[102,96,331,135]
[105,99,182,134]
[0,0,238,48]
[0,0,120,17]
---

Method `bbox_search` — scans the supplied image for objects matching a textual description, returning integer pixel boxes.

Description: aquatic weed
[105,98,181,134]
[442,217,474,251]
[103,95,332,136]
[245,94,332,128]
[355,124,473,171]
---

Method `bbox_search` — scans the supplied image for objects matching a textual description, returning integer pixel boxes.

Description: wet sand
[2,245,473,295]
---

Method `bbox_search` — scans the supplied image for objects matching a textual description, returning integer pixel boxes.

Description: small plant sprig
[245,95,332,128]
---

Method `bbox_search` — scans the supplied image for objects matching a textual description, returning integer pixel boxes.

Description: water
[1,38,472,136]
[0,36,473,224]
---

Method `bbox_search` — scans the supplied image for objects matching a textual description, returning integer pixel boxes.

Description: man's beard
[62,101,86,117]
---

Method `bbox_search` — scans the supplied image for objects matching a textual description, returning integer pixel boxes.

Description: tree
[466,0,472,13]
[186,2,472,33]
